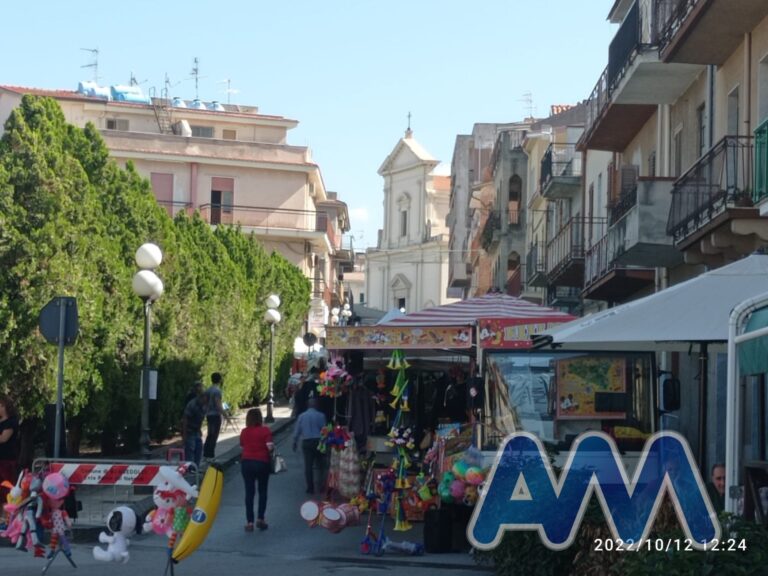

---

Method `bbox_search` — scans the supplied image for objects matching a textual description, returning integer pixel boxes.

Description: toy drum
[300,500,320,527]
[319,505,344,533]
[336,503,360,527]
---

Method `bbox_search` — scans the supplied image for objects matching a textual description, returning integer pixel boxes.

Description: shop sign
[478,318,567,349]
[326,325,472,349]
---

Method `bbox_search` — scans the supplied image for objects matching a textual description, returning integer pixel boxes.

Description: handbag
[270,450,287,474]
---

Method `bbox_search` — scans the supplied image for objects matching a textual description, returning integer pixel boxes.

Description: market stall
[314,293,575,552]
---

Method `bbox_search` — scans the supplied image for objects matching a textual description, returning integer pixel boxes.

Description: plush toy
[42,473,73,559]
[16,472,45,557]
[93,506,140,563]
[143,466,198,553]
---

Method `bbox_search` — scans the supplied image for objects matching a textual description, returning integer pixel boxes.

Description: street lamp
[341,303,352,326]
[264,294,281,423]
[132,243,164,459]
[330,306,340,326]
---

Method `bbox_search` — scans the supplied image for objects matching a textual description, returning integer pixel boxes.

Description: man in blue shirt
[292,398,327,494]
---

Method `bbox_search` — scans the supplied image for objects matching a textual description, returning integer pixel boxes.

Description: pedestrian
[292,398,327,494]
[182,393,208,468]
[184,380,204,407]
[0,394,19,504]
[293,367,319,417]
[203,372,225,460]
[707,462,726,513]
[240,408,273,532]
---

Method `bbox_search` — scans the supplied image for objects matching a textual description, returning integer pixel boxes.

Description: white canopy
[546,254,768,350]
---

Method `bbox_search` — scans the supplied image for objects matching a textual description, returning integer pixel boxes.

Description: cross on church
[407,111,411,131]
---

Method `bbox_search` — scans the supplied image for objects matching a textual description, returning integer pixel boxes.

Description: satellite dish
[303,332,318,347]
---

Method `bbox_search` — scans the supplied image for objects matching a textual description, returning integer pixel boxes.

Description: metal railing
[546,216,587,276]
[540,143,582,187]
[526,242,546,284]
[755,117,768,204]
[609,185,639,225]
[667,136,754,240]
[481,210,501,251]
[653,0,699,54]
[197,203,330,234]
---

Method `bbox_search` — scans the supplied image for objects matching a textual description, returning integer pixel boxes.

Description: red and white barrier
[50,463,173,486]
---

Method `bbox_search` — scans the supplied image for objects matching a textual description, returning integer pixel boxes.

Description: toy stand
[41,548,77,575]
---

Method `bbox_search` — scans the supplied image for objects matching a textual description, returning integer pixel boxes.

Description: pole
[265,322,275,423]
[140,298,152,458]
[54,298,66,460]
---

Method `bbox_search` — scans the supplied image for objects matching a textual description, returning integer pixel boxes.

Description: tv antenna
[161,73,182,100]
[218,79,239,104]
[189,57,207,100]
[519,92,536,120]
[129,71,148,86]
[80,48,99,82]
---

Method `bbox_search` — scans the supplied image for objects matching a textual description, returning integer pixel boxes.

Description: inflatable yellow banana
[171,463,224,563]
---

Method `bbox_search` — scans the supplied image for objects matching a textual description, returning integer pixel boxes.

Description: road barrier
[32,458,199,526]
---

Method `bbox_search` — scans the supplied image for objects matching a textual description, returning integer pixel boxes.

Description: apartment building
[570,0,768,477]
[0,84,354,321]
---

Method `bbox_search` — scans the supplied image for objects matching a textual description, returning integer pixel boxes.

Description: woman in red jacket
[240,408,273,531]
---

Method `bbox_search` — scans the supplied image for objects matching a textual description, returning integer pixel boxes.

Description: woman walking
[0,395,19,504]
[240,408,273,532]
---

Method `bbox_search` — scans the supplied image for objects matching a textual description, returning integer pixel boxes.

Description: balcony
[545,216,590,287]
[667,136,768,258]
[583,233,655,303]
[312,277,332,306]
[755,118,768,207]
[547,286,582,313]
[480,210,501,252]
[608,177,683,267]
[526,242,547,287]
[657,0,768,65]
[198,203,333,252]
[580,0,701,151]
[335,235,355,265]
[540,144,582,199]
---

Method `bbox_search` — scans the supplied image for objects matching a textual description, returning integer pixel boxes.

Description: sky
[0,1,618,250]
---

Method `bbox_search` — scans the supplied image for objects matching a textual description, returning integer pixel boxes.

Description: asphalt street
[0,416,491,576]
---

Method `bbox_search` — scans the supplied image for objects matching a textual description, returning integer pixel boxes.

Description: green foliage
[0,95,310,452]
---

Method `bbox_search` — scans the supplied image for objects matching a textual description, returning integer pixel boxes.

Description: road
[0,423,491,576]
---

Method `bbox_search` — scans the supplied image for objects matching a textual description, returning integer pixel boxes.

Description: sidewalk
[64,403,294,538]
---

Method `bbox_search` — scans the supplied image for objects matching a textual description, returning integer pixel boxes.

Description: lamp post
[264,294,281,423]
[341,303,352,326]
[132,243,164,459]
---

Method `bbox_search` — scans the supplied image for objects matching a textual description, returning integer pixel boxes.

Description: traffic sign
[39,297,79,345]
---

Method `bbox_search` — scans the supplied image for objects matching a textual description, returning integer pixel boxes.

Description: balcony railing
[584,231,624,288]
[540,143,582,187]
[666,136,754,241]
[546,217,586,276]
[526,242,546,285]
[653,0,698,54]
[312,277,332,304]
[755,117,768,204]
[197,203,332,236]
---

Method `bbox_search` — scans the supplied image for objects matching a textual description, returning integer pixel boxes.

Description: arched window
[508,175,522,225]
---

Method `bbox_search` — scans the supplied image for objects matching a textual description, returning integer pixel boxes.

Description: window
[150,173,174,216]
[697,104,706,158]
[359,293,365,304]
[673,127,683,177]
[508,175,522,226]
[648,151,656,178]
[400,210,408,237]
[191,125,214,138]
[397,297,406,311]
[728,87,740,136]
[759,55,768,124]
[106,118,129,131]
[222,129,237,140]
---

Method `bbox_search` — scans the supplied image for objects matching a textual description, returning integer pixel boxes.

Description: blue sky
[1,1,617,249]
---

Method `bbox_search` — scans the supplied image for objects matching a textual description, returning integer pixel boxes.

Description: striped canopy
[381,292,576,327]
